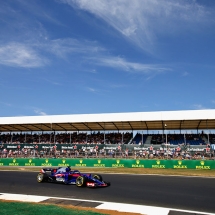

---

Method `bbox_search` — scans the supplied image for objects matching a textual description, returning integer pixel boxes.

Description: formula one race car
[37,166,110,188]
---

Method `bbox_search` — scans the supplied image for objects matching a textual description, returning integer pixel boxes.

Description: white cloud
[89,69,97,74]
[90,56,171,74]
[40,38,169,76]
[87,87,96,92]
[0,38,171,77]
[0,102,12,107]
[110,84,127,89]
[0,43,47,68]
[60,0,212,53]
[192,104,207,110]
[45,38,104,59]
[42,78,62,86]
[34,109,47,116]
[182,72,189,76]
[0,39,102,68]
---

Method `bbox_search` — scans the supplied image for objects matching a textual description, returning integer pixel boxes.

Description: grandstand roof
[0,109,215,132]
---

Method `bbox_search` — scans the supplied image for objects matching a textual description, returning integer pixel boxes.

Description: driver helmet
[66,167,70,172]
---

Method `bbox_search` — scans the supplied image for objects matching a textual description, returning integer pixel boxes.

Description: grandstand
[0,109,215,159]
[0,109,215,143]
[0,109,215,131]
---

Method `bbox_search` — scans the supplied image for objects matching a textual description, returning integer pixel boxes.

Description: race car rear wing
[40,168,56,173]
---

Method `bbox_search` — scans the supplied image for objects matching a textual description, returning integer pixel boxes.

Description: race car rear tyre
[37,173,47,183]
[76,176,86,187]
[93,174,103,181]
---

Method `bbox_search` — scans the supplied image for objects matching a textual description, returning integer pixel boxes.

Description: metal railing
[0,149,213,160]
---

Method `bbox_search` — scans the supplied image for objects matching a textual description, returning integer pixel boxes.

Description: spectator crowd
[0,131,214,160]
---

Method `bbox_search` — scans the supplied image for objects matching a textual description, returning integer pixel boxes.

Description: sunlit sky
[1,0,215,117]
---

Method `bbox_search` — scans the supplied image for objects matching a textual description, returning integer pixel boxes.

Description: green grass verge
[0,201,107,215]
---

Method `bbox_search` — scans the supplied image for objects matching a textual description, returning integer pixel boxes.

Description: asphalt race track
[0,171,215,214]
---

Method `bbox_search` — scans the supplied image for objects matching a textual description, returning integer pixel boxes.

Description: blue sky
[0,0,215,117]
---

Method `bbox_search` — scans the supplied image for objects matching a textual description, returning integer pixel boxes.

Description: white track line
[0,193,49,202]
[0,193,214,215]
[96,202,170,215]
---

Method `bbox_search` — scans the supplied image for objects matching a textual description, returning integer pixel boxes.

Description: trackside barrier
[0,159,215,169]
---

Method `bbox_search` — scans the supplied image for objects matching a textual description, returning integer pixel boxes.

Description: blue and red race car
[37,166,110,188]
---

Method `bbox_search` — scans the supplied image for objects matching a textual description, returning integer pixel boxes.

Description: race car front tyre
[37,173,47,183]
[93,174,103,181]
[76,176,86,187]
[104,181,111,186]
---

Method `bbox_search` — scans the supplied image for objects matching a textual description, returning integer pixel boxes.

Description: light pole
[165,124,168,159]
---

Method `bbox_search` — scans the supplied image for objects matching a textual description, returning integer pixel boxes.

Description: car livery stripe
[55,173,64,177]
[69,173,80,177]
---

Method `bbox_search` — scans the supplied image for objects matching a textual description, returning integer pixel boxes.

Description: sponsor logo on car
[87,182,95,187]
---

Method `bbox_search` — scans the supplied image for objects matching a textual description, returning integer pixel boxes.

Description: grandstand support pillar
[10,132,13,144]
[206,120,210,145]
[142,130,143,145]
[49,123,52,157]
[165,124,168,159]
[54,131,56,144]
[103,122,105,144]
[70,132,71,144]
[33,147,35,158]
[121,121,124,144]
[208,132,210,145]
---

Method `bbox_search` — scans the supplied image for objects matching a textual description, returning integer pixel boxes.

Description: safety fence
[0,158,214,169]
[1,143,213,160]
[1,143,210,151]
